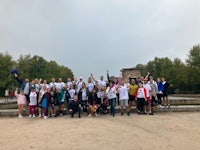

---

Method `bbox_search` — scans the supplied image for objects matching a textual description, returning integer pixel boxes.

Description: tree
[186,45,200,93]
[186,45,200,68]
[0,52,15,95]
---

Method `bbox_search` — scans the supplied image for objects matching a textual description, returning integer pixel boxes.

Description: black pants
[81,100,88,113]
[69,103,81,118]
[157,94,163,104]
[137,98,145,112]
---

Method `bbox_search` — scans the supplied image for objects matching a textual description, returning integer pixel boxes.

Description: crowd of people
[14,71,171,119]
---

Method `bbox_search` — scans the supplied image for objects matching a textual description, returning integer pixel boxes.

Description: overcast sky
[0,0,200,79]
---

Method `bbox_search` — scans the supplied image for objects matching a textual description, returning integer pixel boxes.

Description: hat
[79,76,83,79]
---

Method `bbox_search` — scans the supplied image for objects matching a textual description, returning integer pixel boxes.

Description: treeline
[0,53,74,96]
[134,45,200,94]
[0,45,199,95]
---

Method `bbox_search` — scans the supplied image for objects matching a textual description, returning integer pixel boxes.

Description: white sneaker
[88,114,91,117]
[29,114,32,118]
[32,114,35,118]
[44,116,48,119]
[95,113,99,117]
[39,114,42,118]
[18,115,23,119]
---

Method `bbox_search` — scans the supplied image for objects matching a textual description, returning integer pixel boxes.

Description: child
[88,88,99,117]
[135,82,147,114]
[49,90,59,117]
[15,88,26,118]
[29,88,37,118]
[5,89,9,103]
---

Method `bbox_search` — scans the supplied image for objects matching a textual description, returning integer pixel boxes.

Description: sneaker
[167,105,171,109]
[121,112,124,116]
[88,114,91,117]
[95,113,99,117]
[29,114,32,118]
[127,112,130,116]
[32,114,36,118]
[18,115,23,119]
[39,114,42,118]
[112,113,115,117]
[44,116,48,119]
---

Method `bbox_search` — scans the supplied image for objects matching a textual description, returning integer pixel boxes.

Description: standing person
[77,77,85,99]
[66,78,73,90]
[136,82,147,114]
[29,88,37,118]
[15,88,26,118]
[5,89,9,103]
[149,77,158,115]
[106,81,117,117]
[162,78,172,109]
[143,78,152,114]
[91,74,106,89]
[157,78,164,105]
[118,81,130,116]
[49,90,59,117]
[56,78,65,90]
[68,84,76,104]
[57,86,67,116]
[128,79,138,114]
[49,77,57,89]
[80,82,88,114]
[15,74,30,103]
[41,88,51,119]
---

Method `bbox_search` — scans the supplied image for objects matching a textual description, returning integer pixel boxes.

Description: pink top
[15,93,26,105]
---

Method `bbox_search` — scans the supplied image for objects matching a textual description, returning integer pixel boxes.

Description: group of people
[14,71,171,119]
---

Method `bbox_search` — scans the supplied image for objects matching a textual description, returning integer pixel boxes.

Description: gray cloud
[1,0,200,79]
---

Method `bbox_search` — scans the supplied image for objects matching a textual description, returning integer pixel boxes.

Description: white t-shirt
[98,80,106,88]
[77,81,84,92]
[29,91,37,106]
[87,82,95,92]
[143,83,151,98]
[56,82,65,89]
[66,81,73,90]
[118,85,129,100]
[68,89,76,100]
[49,82,57,88]
[106,87,117,99]
[82,89,87,101]
[40,84,50,90]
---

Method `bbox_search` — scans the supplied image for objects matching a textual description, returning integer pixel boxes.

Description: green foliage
[134,45,200,94]
[186,45,200,68]
[16,55,74,83]
[0,53,74,96]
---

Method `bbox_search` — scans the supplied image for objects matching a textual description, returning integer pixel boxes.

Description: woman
[118,81,130,116]
[15,88,26,118]
[106,81,117,117]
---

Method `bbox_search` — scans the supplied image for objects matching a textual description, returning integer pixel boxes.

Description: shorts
[146,97,151,103]
[163,92,168,97]
[120,99,128,107]
[129,95,135,102]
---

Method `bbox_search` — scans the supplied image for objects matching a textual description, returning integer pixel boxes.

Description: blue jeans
[109,98,116,115]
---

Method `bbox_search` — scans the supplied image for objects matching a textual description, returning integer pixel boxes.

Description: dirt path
[0,112,200,150]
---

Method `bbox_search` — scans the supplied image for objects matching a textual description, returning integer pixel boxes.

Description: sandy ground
[0,112,200,150]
